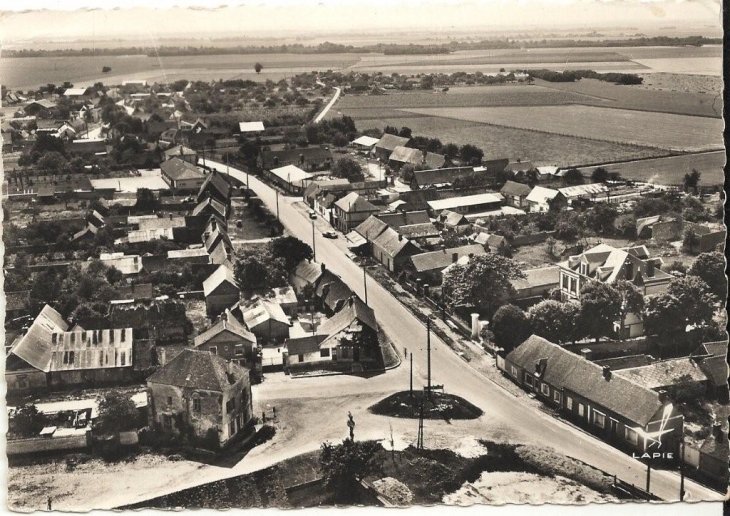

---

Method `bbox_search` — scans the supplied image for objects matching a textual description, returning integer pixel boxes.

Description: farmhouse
[388,146,445,169]
[193,310,258,368]
[410,166,474,190]
[203,265,240,317]
[502,335,683,455]
[315,270,353,314]
[197,172,232,205]
[147,349,254,448]
[373,134,410,161]
[427,192,504,217]
[351,135,380,153]
[241,299,291,343]
[525,186,565,213]
[408,244,486,285]
[259,146,333,172]
[265,164,315,194]
[333,192,380,233]
[160,158,206,191]
[500,180,533,208]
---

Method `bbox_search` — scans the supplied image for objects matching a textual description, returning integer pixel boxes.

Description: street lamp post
[679,416,686,501]
[363,267,368,305]
[276,190,280,221]
[312,220,316,261]
[426,316,432,401]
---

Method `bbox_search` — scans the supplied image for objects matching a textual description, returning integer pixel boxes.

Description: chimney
[657,389,668,404]
[321,262,326,272]
[602,365,612,380]
[646,260,655,277]
[452,252,459,263]
[179,146,183,155]
[348,296,354,307]
[580,348,593,360]
[398,233,403,241]
[160,347,166,366]
[471,313,480,339]
[535,357,547,375]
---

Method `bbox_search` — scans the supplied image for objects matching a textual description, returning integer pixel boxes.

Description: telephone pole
[312,220,316,261]
[426,317,432,400]
[409,354,413,396]
[363,268,368,305]
[416,401,424,451]
[275,190,280,221]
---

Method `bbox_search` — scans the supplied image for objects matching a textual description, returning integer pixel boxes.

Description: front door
[353,347,360,362]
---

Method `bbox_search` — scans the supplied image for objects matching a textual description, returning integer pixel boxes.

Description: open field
[338,85,596,109]
[633,73,723,95]
[401,105,723,152]
[536,78,722,118]
[355,115,669,166]
[576,150,725,186]
[0,53,362,90]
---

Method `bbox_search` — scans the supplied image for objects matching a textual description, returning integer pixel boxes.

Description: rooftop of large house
[560,243,670,286]
[335,192,379,214]
[510,266,560,291]
[428,193,504,212]
[198,172,232,201]
[375,133,409,152]
[147,349,248,391]
[500,180,533,197]
[194,311,256,347]
[377,210,431,229]
[388,146,446,169]
[9,305,69,372]
[242,299,291,328]
[615,358,708,390]
[507,335,667,427]
[411,166,475,188]
[203,265,239,297]
[315,270,353,310]
[161,157,204,181]
[526,186,561,205]
[410,244,486,273]
[270,164,314,186]
[355,216,389,241]
[558,183,610,200]
[318,296,377,340]
[351,135,380,147]
[372,226,414,258]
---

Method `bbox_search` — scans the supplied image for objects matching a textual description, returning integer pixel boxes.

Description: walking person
[47,497,52,511]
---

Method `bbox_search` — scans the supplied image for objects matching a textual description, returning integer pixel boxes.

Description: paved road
[207,160,724,502]
[313,86,341,123]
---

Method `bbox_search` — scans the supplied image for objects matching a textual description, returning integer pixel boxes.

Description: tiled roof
[334,192,379,214]
[699,355,728,387]
[315,270,353,311]
[397,222,439,239]
[242,299,290,329]
[377,210,430,230]
[375,134,409,152]
[500,180,532,197]
[318,296,377,336]
[194,313,256,347]
[291,260,324,285]
[441,210,468,227]
[203,265,239,297]
[355,216,389,241]
[526,186,561,205]
[594,355,654,371]
[198,172,232,201]
[507,335,665,427]
[164,145,196,159]
[616,358,708,390]
[372,227,414,258]
[412,166,475,187]
[286,335,328,355]
[558,183,609,199]
[410,244,486,273]
[147,349,248,391]
[192,197,227,218]
[511,266,560,291]
[161,157,204,181]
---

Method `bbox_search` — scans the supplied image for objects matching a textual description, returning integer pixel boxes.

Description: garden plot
[401,105,724,152]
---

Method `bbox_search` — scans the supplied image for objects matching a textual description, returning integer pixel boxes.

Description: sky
[0,0,722,47]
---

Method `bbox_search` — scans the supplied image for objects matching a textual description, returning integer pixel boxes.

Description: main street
[208,159,724,503]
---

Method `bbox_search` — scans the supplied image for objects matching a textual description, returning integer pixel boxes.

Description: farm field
[0,53,362,90]
[633,73,723,95]
[400,105,724,152]
[353,115,668,167]
[336,85,598,109]
[536,78,722,118]
[576,151,725,186]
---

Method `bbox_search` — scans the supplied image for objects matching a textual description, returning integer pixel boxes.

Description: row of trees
[383,125,484,166]
[490,251,724,351]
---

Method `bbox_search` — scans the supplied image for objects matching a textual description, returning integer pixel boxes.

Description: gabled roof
[699,355,729,388]
[194,312,256,347]
[397,222,439,240]
[355,215,389,241]
[161,157,204,181]
[526,186,561,205]
[377,210,430,230]
[440,210,468,227]
[203,265,239,297]
[412,166,475,188]
[388,146,422,165]
[315,270,353,311]
[616,358,708,390]
[351,135,380,147]
[510,266,560,291]
[270,164,314,186]
[242,299,290,329]
[147,349,247,391]
[472,232,508,249]
[428,193,503,212]
[164,145,196,159]
[558,183,609,199]
[410,244,486,273]
[318,296,377,337]
[372,227,415,258]
[204,226,233,253]
[286,335,329,355]
[9,305,69,372]
[334,192,378,214]
[500,180,532,197]
[192,196,227,218]
[375,133,409,152]
[291,260,324,285]
[507,335,666,427]
[198,172,232,202]
[504,160,535,173]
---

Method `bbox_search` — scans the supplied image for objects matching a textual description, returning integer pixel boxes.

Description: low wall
[510,231,557,247]
[7,432,90,455]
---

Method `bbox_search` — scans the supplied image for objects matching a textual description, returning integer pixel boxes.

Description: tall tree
[442,254,524,318]
[492,304,532,352]
[578,281,621,341]
[269,236,313,272]
[331,157,365,182]
[319,439,382,504]
[666,276,717,328]
[97,390,138,435]
[528,300,580,344]
[459,144,484,166]
[643,293,685,339]
[254,62,264,74]
[591,167,609,183]
[683,168,701,194]
[688,251,726,298]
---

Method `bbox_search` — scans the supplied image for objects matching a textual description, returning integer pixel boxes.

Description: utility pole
[363,267,368,305]
[226,153,229,177]
[427,317,432,400]
[416,401,424,451]
[275,190,280,221]
[409,354,413,396]
[312,220,316,261]
[645,456,651,494]
[679,417,686,501]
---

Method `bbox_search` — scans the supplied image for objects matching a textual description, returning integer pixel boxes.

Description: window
[229,420,237,437]
[167,396,173,407]
[566,396,573,410]
[70,333,76,345]
[63,351,69,365]
[562,275,568,290]
[553,391,562,404]
[120,351,126,366]
[540,383,550,396]
[298,354,305,363]
[193,397,201,414]
[625,427,638,445]
[524,375,534,387]
[593,410,606,428]
[209,346,217,355]
[224,346,229,352]
[320,348,330,358]
[570,277,577,294]
[163,415,172,430]
[52,333,58,344]
[577,403,585,417]
[235,345,244,356]
[110,330,115,343]
[121,328,126,341]
[226,398,236,414]
[510,365,519,378]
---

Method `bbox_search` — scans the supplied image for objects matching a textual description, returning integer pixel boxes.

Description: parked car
[323,230,337,239]
[345,251,358,261]
[308,210,318,219]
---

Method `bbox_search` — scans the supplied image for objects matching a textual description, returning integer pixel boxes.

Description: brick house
[333,192,380,233]
[193,310,258,371]
[502,335,683,455]
[500,180,533,209]
[146,349,254,449]
[203,265,240,317]
[161,157,206,191]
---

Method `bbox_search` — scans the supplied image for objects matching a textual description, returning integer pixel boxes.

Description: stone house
[146,349,254,449]
[203,265,240,317]
[193,309,258,370]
